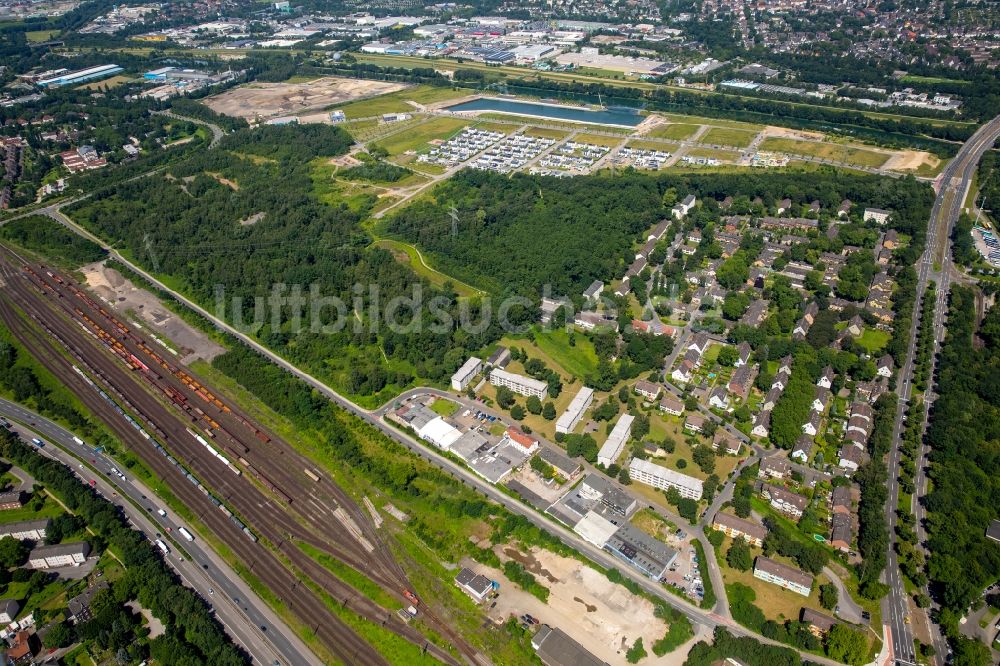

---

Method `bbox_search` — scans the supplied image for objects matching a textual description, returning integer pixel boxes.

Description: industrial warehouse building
[37,64,123,88]
[532,625,608,666]
[628,458,703,500]
[603,522,677,580]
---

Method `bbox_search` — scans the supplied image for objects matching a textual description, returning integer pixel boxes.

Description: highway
[0,397,315,666]
[880,114,1000,666]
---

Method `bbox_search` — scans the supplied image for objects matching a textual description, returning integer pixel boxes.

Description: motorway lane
[881,114,1000,666]
[0,397,317,666]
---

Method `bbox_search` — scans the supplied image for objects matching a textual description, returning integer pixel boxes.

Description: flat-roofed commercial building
[556,386,594,434]
[417,417,462,450]
[489,368,547,398]
[753,556,813,596]
[532,625,608,666]
[604,523,677,580]
[451,357,483,391]
[597,414,634,467]
[629,458,703,500]
[37,64,124,88]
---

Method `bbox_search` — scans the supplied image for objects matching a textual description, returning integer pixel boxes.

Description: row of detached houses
[671,332,711,384]
[613,208,682,298]
[751,354,793,439]
[758,454,860,554]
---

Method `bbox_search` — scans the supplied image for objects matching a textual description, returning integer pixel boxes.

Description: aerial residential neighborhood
[0,0,994,664]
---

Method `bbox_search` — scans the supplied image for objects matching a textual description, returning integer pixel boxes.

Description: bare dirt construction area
[760,125,825,141]
[81,261,226,364]
[635,113,666,135]
[883,149,939,172]
[204,77,407,121]
[475,545,673,664]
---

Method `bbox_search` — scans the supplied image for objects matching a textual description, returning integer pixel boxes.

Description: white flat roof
[556,386,594,431]
[452,356,483,383]
[598,413,634,464]
[573,510,619,547]
[417,416,462,449]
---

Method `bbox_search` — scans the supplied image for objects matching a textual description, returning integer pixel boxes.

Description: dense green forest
[924,286,1000,648]
[67,125,520,403]
[0,216,106,266]
[384,169,664,296]
[386,169,933,298]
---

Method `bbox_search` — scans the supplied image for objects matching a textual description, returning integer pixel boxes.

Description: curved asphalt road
[0,397,317,666]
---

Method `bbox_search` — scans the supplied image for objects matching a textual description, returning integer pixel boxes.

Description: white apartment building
[451,356,483,391]
[597,414,634,467]
[753,556,813,597]
[629,458,703,500]
[28,542,90,569]
[489,368,548,398]
[556,386,594,434]
[0,519,49,541]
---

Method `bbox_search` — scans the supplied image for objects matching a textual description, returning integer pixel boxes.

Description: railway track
[0,287,388,665]
[0,245,476,666]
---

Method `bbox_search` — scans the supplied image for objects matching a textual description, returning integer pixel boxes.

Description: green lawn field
[648,123,701,141]
[371,116,471,156]
[332,85,469,119]
[701,127,758,148]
